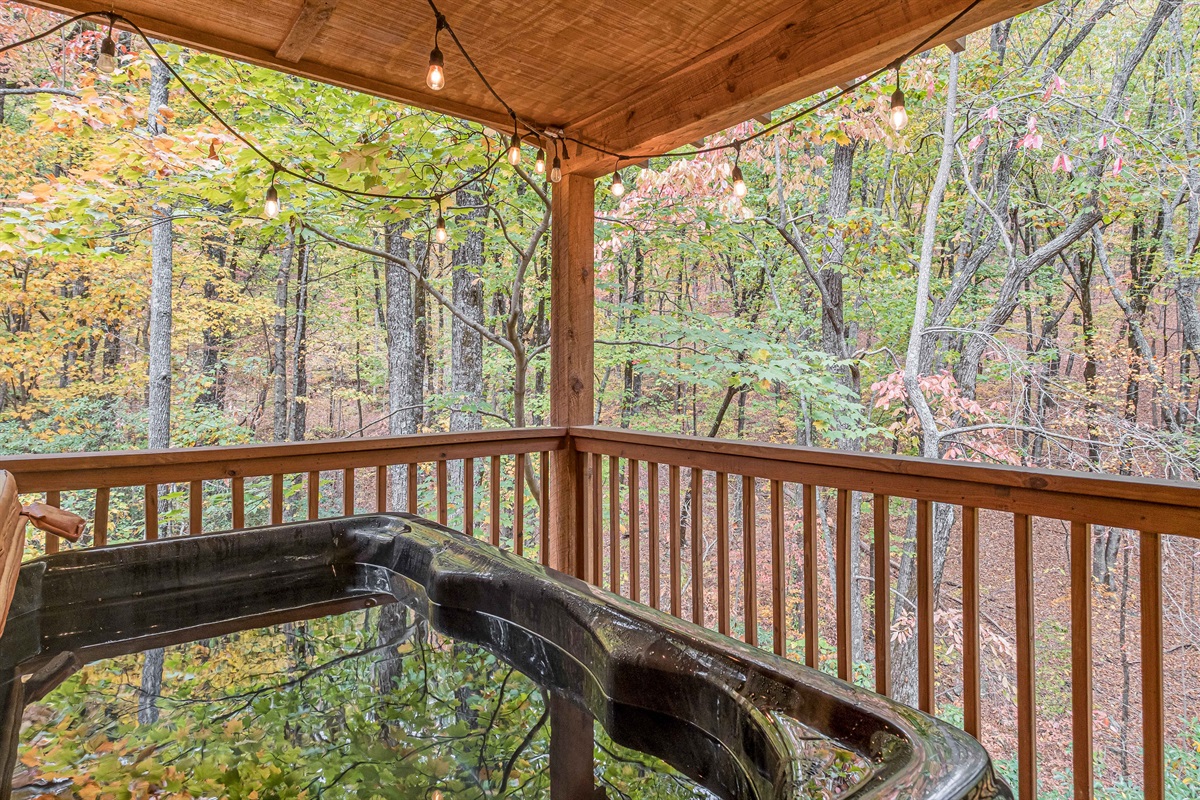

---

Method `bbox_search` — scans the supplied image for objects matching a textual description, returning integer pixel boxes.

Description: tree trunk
[385,222,424,509]
[139,53,172,727]
[289,238,309,442]
[450,190,486,494]
[272,226,294,441]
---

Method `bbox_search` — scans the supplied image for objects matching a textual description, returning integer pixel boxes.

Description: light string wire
[3,0,985,191]
[2,10,503,204]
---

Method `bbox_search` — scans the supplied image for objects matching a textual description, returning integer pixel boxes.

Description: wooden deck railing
[6,424,1199,800]
[4,427,566,561]
[570,425,1200,800]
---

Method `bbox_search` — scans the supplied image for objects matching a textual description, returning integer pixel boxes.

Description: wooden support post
[548,173,594,579]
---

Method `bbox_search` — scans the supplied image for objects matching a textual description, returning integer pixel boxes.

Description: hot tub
[1,514,1010,799]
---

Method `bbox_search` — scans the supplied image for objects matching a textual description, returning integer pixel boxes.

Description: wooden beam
[945,35,969,53]
[568,0,1042,176]
[548,173,595,579]
[276,0,339,63]
[753,112,772,124]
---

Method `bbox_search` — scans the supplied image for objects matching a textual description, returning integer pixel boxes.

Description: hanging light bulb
[731,164,747,198]
[435,213,448,244]
[263,174,280,219]
[535,149,546,175]
[889,67,908,132]
[507,130,522,166]
[610,170,625,197]
[97,27,117,75]
[550,156,562,184]
[426,45,445,91]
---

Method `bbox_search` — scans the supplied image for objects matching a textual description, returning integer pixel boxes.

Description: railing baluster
[669,464,681,617]
[629,459,640,602]
[142,486,157,543]
[691,468,704,625]
[771,479,785,657]
[436,460,448,526]
[232,477,245,529]
[46,490,62,553]
[538,452,549,563]
[515,452,526,557]
[917,499,934,714]
[375,466,387,513]
[1070,521,1093,800]
[492,456,502,548]
[464,458,475,536]
[343,468,355,515]
[94,488,110,547]
[648,463,660,610]
[803,483,817,668]
[1014,513,1036,800]
[609,455,619,593]
[743,476,757,646]
[836,488,851,681]
[963,506,981,739]
[591,454,603,583]
[716,472,729,636]
[188,480,202,535]
[308,471,320,520]
[407,463,418,514]
[1140,531,1164,800]
[271,474,284,524]
[874,493,890,696]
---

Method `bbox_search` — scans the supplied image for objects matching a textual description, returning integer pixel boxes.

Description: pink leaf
[1112,155,1124,176]
[968,135,984,152]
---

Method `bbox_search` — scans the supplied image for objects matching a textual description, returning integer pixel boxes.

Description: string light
[730,152,747,198]
[610,170,625,197]
[549,142,563,183]
[263,171,280,218]
[535,149,546,175]
[889,64,908,132]
[507,126,522,166]
[435,213,448,243]
[96,22,116,74]
[426,16,446,91]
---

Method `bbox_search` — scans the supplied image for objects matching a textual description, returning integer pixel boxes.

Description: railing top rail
[3,428,568,493]
[571,426,1200,537]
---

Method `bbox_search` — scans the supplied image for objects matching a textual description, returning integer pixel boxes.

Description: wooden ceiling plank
[276,0,340,63]
[567,0,1044,176]
[23,0,516,131]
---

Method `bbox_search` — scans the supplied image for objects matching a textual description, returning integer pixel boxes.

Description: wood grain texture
[609,455,619,593]
[142,486,157,541]
[343,467,355,516]
[669,464,681,617]
[407,463,418,514]
[491,456,502,548]
[1015,513,1036,800]
[547,175,593,578]
[0,472,25,638]
[1070,521,1093,800]
[25,0,1044,181]
[648,463,660,611]
[275,0,338,62]
[962,506,981,739]
[802,483,817,668]
[629,459,640,602]
[917,499,933,714]
[271,474,284,524]
[187,481,201,535]
[716,471,729,636]
[570,426,1200,537]
[835,488,851,681]
[464,458,475,536]
[1140,531,1164,800]
[743,475,757,646]
[232,476,245,529]
[375,466,387,513]
[691,468,704,624]
[873,493,890,697]
[308,470,320,520]
[515,453,526,557]
[538,452,549,565]
[770,478,784,657]
[436,460,448,526]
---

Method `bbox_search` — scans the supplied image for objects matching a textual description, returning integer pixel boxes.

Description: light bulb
[610,170,624,197]
[435,214,448,244]
[731,164,747,198]
[890,88,908,131]
[427,47,445,91]
[263,182,280,219]
[507,132,522,166]
[550,156,562,183]
[535,149,546,174]
[97,35,116,75]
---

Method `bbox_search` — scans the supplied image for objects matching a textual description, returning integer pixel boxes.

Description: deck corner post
[548,172,595,579]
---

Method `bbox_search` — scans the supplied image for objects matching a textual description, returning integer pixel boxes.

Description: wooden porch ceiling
[28,0,1045,176]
